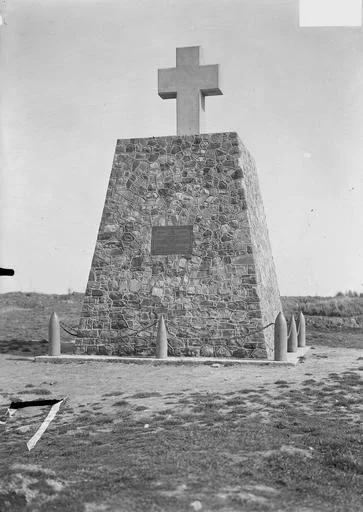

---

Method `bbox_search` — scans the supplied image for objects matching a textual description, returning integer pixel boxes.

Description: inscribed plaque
[151,225,193,255]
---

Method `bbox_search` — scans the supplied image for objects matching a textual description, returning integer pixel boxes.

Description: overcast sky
[1,0,362,296]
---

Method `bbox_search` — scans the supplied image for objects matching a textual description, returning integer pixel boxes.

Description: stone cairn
[76,132,282,359]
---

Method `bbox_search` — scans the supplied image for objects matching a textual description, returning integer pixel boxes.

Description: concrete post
[155,315,168,359]
[274,312,287,361]
[297,311,306,347]
[287,315,298,353]
[49,312,61,356]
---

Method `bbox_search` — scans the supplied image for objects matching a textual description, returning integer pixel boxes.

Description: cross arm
[198,64,222,96]
[158,67,177,99]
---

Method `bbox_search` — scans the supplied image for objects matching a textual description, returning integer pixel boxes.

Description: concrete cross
[158,46,222,135]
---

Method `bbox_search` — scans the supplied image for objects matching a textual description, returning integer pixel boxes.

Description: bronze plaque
[151,225,193,255]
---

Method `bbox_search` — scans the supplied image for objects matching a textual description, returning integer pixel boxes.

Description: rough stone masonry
[77,132,282,359]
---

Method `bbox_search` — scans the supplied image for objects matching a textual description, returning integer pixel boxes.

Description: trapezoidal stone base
[77,132,282,359]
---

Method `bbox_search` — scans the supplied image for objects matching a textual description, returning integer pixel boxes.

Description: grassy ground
[282,295,363,318]
[0,293,362,511]
[0,292,83,348]
[0,346,362,511]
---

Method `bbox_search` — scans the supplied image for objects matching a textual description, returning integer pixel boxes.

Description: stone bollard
[155,315,168,359]
[274,312,287,361]
[287,315,298,353]
[297,311,306,347]
[49,312,61,356]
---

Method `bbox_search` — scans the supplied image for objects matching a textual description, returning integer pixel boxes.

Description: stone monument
[77,46,282,359]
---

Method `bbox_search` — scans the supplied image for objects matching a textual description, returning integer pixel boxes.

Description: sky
[0,0,362,296]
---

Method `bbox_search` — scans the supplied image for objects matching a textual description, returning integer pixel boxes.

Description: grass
[1,292,362,510]
[0,292,83,350]
[17,388,52,396]
[1,370,362,512]
[281,295,363,318]
[306,328,363,349]
[112,400,130,407]
[130,392,162,399]
[0,364,363,512]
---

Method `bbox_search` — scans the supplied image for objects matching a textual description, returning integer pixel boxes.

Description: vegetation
[281,295,363,318]
[0,292,83,345]
[1,371,362,511]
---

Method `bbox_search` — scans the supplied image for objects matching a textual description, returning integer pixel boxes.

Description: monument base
[35,348,310,367]
[77,132,281,359]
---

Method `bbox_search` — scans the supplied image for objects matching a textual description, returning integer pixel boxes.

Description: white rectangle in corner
[300,0,362,27]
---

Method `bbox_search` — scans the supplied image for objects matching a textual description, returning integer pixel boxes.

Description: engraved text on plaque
[151,225,193,255]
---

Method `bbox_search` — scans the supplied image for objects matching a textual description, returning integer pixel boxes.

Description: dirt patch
[0,342,362,511]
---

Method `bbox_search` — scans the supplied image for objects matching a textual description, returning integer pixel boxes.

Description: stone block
[73,345,86,355]
[200,345,214,357]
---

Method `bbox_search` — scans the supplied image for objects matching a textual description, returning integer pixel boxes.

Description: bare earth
[0,346,361,414]
[0,344,362,512]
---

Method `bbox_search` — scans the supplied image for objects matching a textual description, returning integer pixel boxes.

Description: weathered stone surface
[158,46,222,136]
[78,132,281,359]
[200,345,214,357]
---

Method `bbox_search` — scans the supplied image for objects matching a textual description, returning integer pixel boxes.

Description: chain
[243,322,274,338]
[59,318,275,347]
[59,321,80,337]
